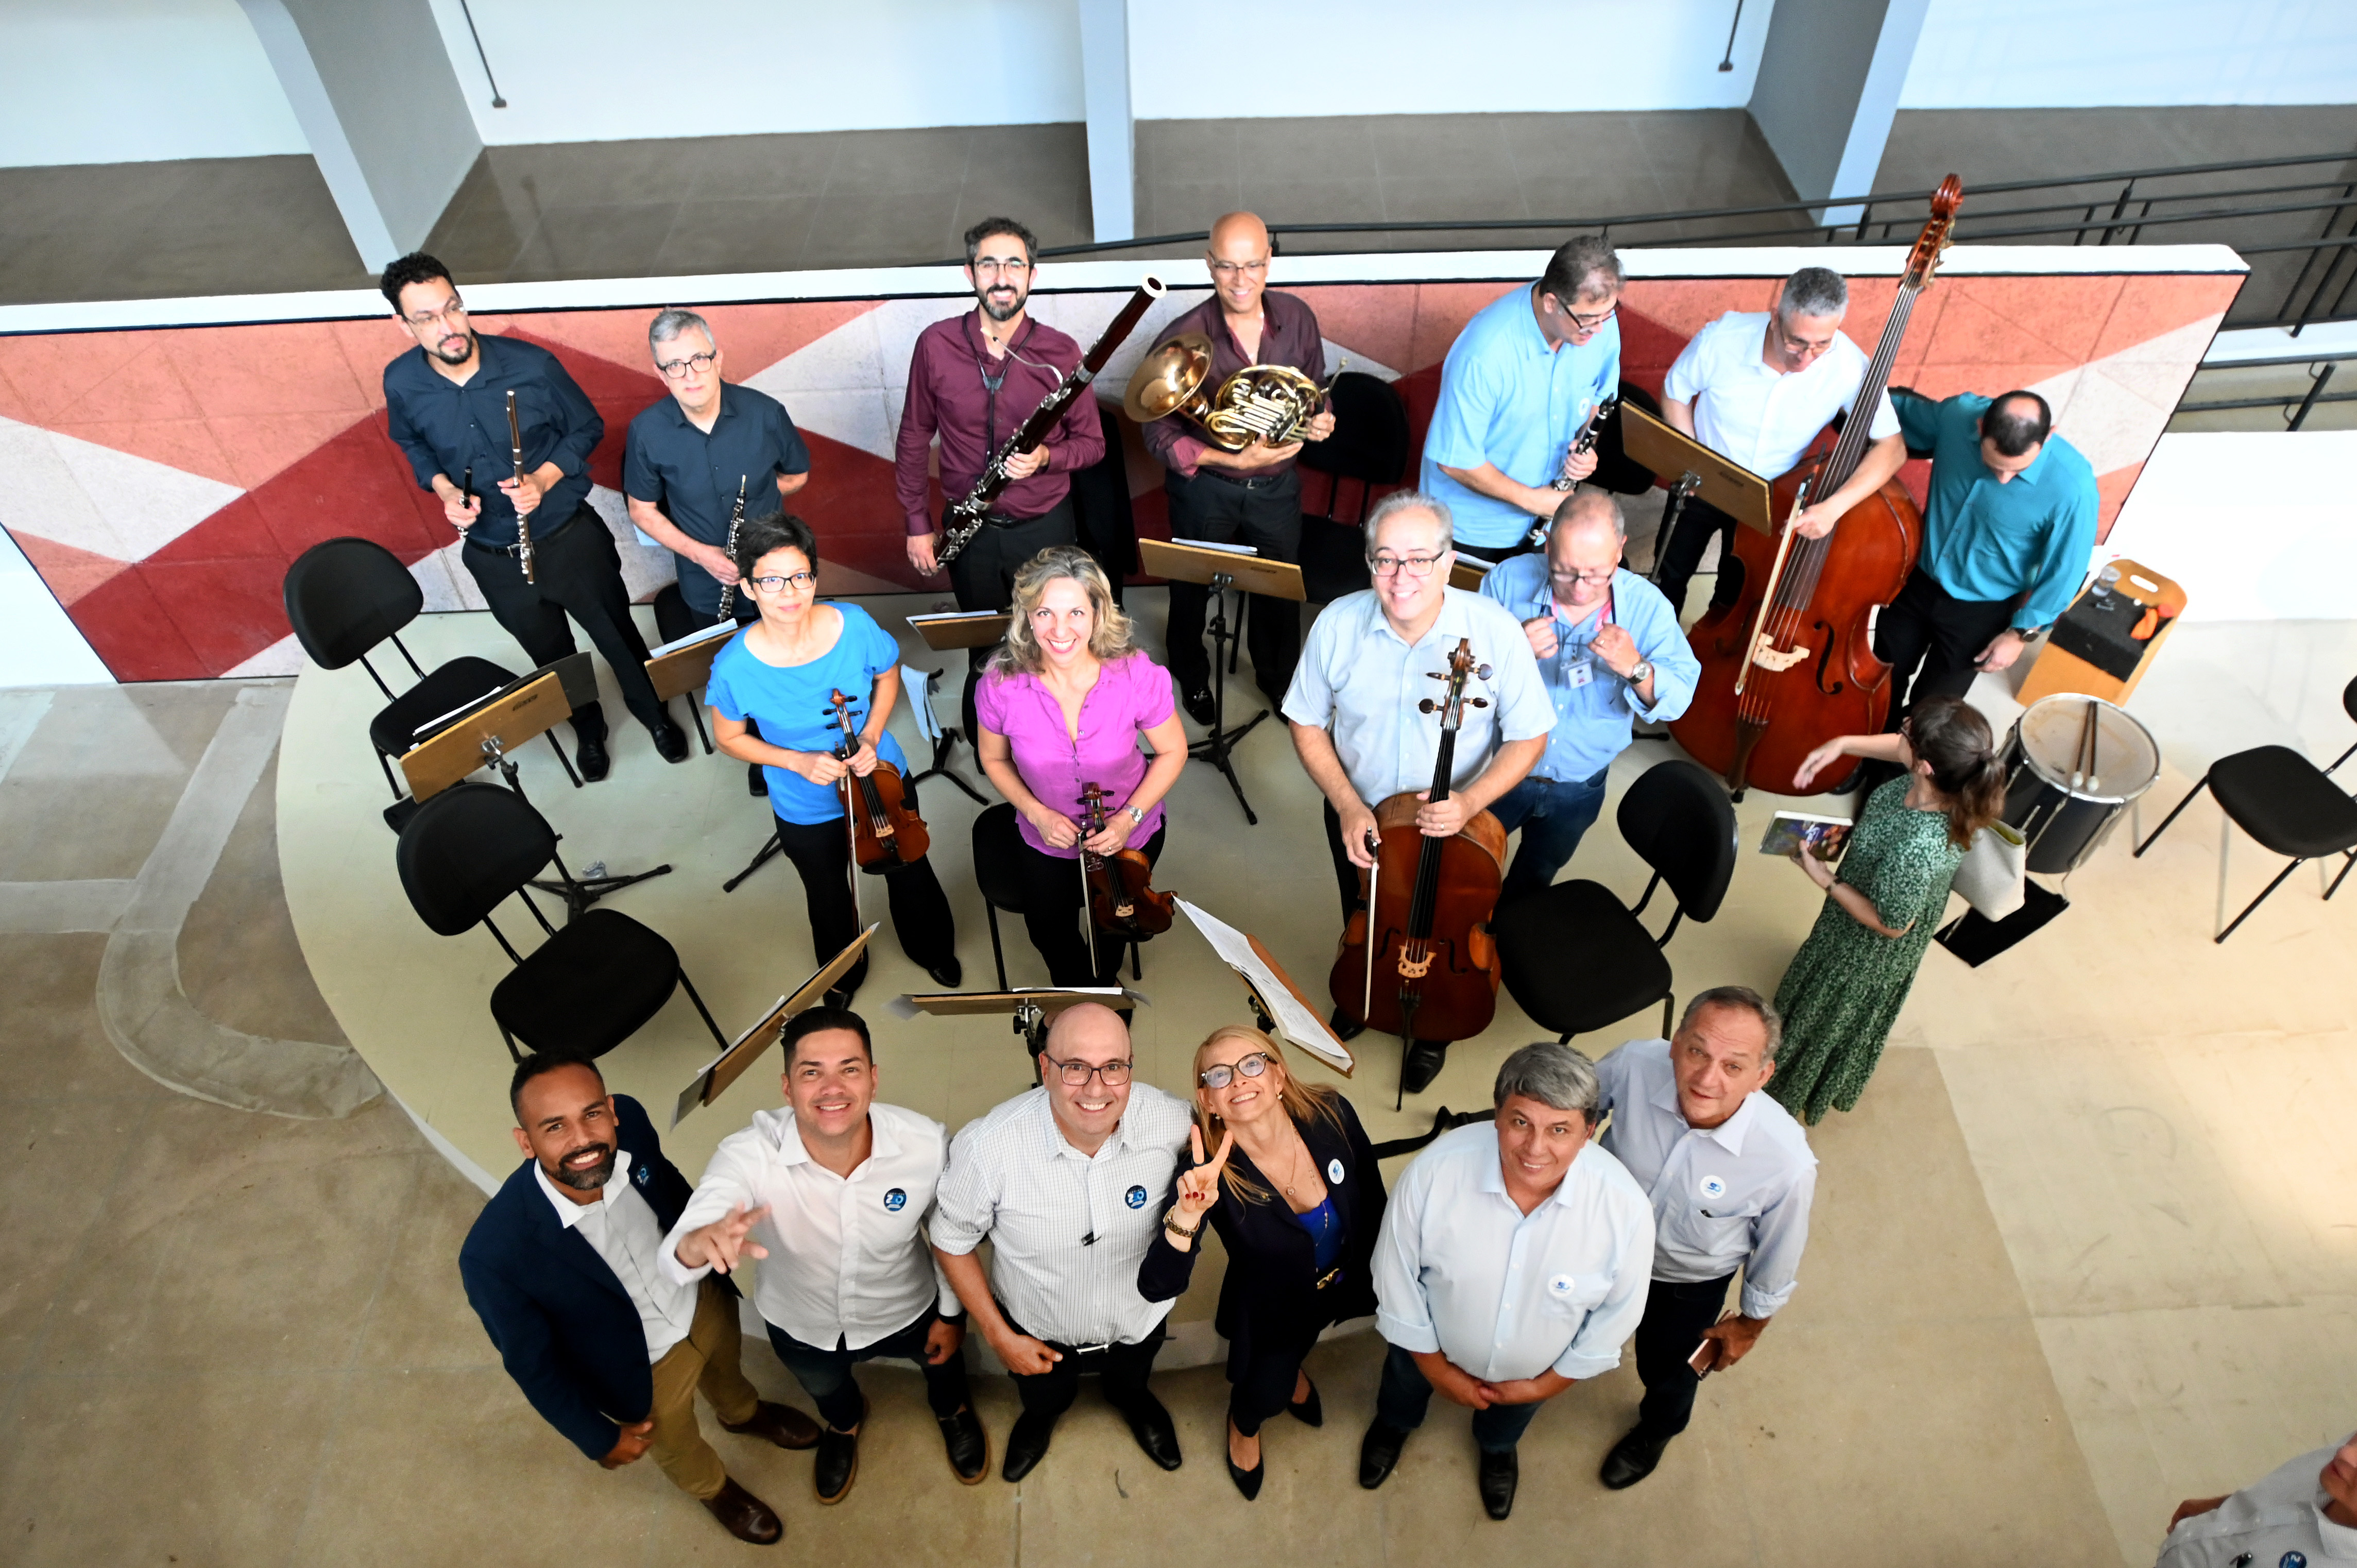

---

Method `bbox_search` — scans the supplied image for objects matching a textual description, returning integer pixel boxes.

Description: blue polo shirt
[1894,390,2099,631]
[1478,560,1697,783]
[1421,284,1620,549]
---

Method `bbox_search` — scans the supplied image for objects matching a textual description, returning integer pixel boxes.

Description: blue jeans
[1374,1343,1545,1454]
[1489,767,1610,907]
[765,1309,971,1432]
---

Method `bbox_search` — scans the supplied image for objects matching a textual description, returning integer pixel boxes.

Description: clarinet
[935,275,1166,567]
[713,475,749,619]
[504,389,535,584]
[1525,396,1619,549]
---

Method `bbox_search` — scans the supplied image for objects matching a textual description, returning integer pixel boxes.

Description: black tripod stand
[904,666,987,805]
[1189,571,1272,825]
[480,734,672,919]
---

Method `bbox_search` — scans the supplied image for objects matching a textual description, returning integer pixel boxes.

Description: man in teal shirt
[1876,388,2098,721]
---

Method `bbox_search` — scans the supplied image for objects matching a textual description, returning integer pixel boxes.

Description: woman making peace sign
[1138,1026,1386,1499]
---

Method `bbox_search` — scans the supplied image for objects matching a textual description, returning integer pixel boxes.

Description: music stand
[643,618,737,757]
[905,612,1007,805]
[1172,896,1354,1078]
[1140,538,1305,826]
[670,924,877,1127]
[1448,558,1493,592]
[398,651,673,918]
[1618,402,1774,579]
[893,986,1143,1076]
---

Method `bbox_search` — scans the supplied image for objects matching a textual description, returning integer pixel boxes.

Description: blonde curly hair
[987,546,1136,675]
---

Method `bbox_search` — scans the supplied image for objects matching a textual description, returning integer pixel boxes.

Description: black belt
[979,510,1052,530]
[466,507,581,557]
[1196,466,1294,491]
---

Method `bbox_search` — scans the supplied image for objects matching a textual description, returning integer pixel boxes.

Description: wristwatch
[1125,804,1145,826]
[1627,658,1654,685]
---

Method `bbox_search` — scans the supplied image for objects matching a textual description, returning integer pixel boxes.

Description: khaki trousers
[646,1275,760,1499]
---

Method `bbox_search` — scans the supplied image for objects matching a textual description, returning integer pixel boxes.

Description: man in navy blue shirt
[379,253,688,780]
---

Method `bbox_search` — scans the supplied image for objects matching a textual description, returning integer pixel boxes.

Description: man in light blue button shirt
[1360,1042,1654,1521]
[1422,237,1623,561]
[1593,986,1816,1490]
[1479,491,1700,904]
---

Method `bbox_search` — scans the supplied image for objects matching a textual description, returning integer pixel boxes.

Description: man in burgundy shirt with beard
[896,217,1106,731]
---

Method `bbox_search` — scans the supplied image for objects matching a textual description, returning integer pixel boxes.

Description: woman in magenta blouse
[976,547,1188,986]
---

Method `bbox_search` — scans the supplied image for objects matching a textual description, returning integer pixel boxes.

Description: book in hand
[1759,811,1853,862]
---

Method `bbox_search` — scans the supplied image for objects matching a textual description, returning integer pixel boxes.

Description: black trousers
[1321,799,1451,1049]
[1650,496,1745,625]
[1873,566,2016,727]
[1630,1272,1734,1443]
[1228,1331,1320,1438]
[769,783,957,993]
[945,498,1077,739]
[462,505,663,738]
[1452,536,1541,567]
[1164,467,1302,705]
[1013,825,1167,987]
[1003,1316,1166,1422]
[765,1309,971,1432]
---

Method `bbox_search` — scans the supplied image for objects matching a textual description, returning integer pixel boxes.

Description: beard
[977,286,1026,323]
[548,1141,617,1191]
[431,331,476,365]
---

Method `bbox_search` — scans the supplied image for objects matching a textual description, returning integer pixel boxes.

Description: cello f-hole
[1811,619,1844,695]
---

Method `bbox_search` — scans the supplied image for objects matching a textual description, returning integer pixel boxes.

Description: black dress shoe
[652,717,690,763]
[1401,1039,1448,1095]
[1359,1421,1408,1489]
[1287,1376,1323,1427]
[1121,1395,1182,1471]
[575,731,611,783]
[721,1399,821,1450]
[1478,1446,1518,1520]
[814,1425,859,1504]
[1329,1007,1366,1044]
[939,1406,989,1484]
[1002,1411,1056,1483]
[747,762,768,796]
[926,956,963,988]
[1599,1426,1669,1490]
[1182,686,1216,726]
[1226,1451,1265,1500]
[701,1476,783,1545]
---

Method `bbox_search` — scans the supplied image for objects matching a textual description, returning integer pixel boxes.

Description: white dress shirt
[1282,586,1555,808]
[1662,310,1900,480]
[536,1153,697,1363]
[2157,1437,2357,1566]
[1372,1123,1654,1383]
[660,1103,959,1351]
[929,1084,1192,1348]
[1594,1037,1818,1320]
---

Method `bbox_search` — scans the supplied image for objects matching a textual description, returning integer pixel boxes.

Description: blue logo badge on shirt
[1699,1174,1728,1201]
[1547,1273,1577,1297]
[1327,1158,1346,1184]
[2281,1553,2308,1568]
[883,1187,907,1212]
[1125,1185,1148,1209]
[632,1163,652,1189]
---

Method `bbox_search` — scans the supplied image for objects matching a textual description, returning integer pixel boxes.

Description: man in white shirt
[930,1002,1193,1482]
[662,1008,986,1503]
[1362,1042,1655,1521]
[2157,1431,2357,1566]
[1284,489,1553,1090]
[1651,266,1909,622]
[1593,986,1817,1490]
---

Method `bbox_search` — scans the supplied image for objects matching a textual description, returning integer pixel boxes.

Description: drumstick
[2070,698,2096,791]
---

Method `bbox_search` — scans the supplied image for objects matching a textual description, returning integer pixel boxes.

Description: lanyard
[963,314,1015,450]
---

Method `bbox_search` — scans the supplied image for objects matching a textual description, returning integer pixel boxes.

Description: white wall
[0,0,306,167]
[1900,0,2357,107]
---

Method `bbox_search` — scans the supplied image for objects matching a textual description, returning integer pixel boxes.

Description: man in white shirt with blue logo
[1593,986,1817,1490]
[2157,1432,2357,1567]
[1362,1042,1654,1521]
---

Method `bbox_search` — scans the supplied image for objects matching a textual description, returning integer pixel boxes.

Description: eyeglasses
[656,350,716,380]
[972,257,1032,278]
[1550,565,1618,586]
[1561,302,1617,332]
[1368,553,1444,577]
[749,571,815,593]
[1199,1052,1271,1090]
[1045,1055,1132,1086]
[404,299,468,328]
[1209,259,1269,279]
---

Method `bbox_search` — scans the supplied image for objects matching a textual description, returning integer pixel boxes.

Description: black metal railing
[2175,345,2357,430]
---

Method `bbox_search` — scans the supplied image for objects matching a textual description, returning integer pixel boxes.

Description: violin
[1669,177,1962,797]
[825,688,930,873]
[1326,638,1507,1101]
[1077,783,1175,972]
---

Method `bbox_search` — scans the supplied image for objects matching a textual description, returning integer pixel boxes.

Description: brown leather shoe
[701,1477,782,1545]
[723,1400,820,1451]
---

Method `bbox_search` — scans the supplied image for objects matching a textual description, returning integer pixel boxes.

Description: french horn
[1122,332,1336,452]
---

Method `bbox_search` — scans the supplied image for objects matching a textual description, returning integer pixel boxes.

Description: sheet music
[1171,537,1260,556]
[1173,898,1352,1072]
[902,663,943,744]
[647,618,739,659]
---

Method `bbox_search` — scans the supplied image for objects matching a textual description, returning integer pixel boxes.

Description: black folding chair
[1297,370,1411,604]
[1493,759,1736,1042]
[395,782,728,1061]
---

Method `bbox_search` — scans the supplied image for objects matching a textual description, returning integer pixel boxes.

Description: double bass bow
[1327,638,1508,1105]
[1075,782,1175,976]
[1669,176,1963,796]
[824,688,930,874]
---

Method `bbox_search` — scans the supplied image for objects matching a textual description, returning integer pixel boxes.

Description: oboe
[1525,396,1619,548]
[714,475,749,619]
[504,389,535,584]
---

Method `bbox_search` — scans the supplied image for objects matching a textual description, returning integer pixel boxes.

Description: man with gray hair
[1283,490,1552,1091]
[1653,265,1908,621]
[1361,1040,1654,1519]
[1478,489,1700,902]
[1592,986,1817,1489]
[1423,235,1626,564]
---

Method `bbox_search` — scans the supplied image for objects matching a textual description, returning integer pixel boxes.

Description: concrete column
[1748,0,1934,227]
[236,0,481,270]
[1075,0,1135,244]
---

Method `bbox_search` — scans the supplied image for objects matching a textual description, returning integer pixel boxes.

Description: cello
[1327,638,1508,1105]
[824,688,930,873]
[1075,781,1176,977]
[1669,177,1963,797]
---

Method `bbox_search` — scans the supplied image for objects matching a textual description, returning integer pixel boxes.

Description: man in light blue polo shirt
[1422,237,1622,563]
[1877,387,2098,722]
[1479,491,1697,905]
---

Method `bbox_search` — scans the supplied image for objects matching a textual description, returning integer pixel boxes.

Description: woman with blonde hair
[1139,1026,1386,1499]
[975,546,1188,985]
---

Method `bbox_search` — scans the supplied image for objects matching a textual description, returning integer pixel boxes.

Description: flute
[505,389,535,584]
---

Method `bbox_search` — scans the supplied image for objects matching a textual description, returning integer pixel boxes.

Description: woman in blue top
[706,513,959,1003]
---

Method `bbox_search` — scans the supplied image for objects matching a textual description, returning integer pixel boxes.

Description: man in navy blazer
[459,1054,819,1544]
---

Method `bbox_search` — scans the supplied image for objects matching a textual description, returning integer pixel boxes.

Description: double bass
[1327,638,1507,1104]
[824,688,930,873]
[1075,781,1175,977]
[1669,177,1963,796]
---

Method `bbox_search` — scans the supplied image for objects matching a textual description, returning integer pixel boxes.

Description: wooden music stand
[904,612,1010,805]
[1618,403,1775,578]
[643,618,737,756]
[1448,557,1493,591]
[1140,538,1306,826]
[670,924,877,1127]
[895,985,1142,1076]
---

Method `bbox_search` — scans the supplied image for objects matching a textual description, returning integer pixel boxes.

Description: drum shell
[1998,696,2162,875]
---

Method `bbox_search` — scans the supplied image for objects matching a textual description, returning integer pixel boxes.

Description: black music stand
[905,612,1007,805]
[1141,539,1304,826]
[892,986,1144,1079]
[670,924,878,1127]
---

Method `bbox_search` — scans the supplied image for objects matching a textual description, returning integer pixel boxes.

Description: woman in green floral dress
[1769,698,2005,1124]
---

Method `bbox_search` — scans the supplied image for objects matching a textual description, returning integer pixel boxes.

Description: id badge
[1566,659,1595,689]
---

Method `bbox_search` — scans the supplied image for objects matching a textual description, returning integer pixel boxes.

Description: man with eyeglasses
[1283,490,1553,1093]
[1652,265,1908,623]
[930,1001,1192,1482]
[379,252,687,780]
[1137,210,1338,723]
[1423,236,1625,565]
[895,217,1105,734]
[1477,490,1699,905]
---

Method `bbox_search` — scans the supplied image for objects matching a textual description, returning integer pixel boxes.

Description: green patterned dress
[1769,777,1963,1125]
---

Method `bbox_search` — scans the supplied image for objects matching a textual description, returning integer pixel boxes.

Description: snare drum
[2000,695,2162,875]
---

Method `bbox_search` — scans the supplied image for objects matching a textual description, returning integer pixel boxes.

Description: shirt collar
[656,382,735,430]
[1647,1071,1758,1156]
[1370,586,1473,649]
[1033,1087,1129,1161]
[1984,436,2051,489]
[1516,283,1555,359]
[534,1149,634,1229]
[762,1105,899,1169]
